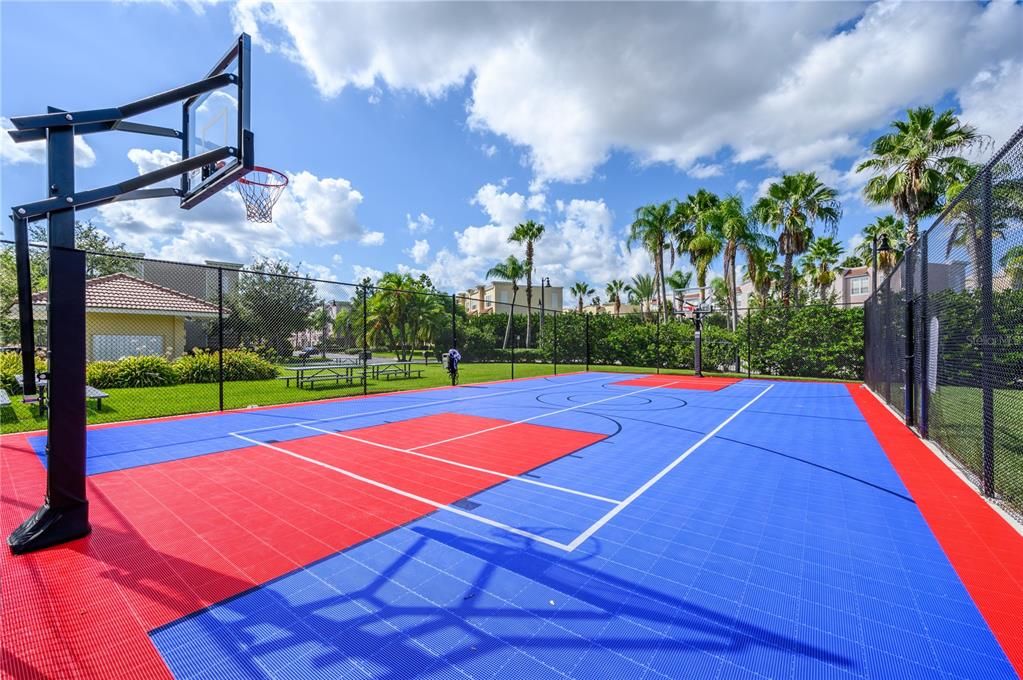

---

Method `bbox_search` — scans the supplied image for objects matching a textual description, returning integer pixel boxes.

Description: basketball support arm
[5,70,245,555]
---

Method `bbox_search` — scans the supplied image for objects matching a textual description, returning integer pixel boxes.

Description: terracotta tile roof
[32,273,220,316]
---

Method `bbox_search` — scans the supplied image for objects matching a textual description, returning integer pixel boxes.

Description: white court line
[231,374,611,436]
[564,383,774,552]
[297,424,622,504]
[230,433,573,551]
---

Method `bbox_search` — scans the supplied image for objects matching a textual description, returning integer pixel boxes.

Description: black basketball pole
[12,215,36,395]
[9,112,91,554]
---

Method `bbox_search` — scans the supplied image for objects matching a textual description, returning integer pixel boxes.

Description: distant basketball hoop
[237,166,288,222]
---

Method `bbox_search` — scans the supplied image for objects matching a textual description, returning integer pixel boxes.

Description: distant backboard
[181,34,253,209]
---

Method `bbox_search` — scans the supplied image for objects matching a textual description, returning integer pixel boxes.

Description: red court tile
[613,374,741,391]
[848,383,1023,677]
[0,412,605,679]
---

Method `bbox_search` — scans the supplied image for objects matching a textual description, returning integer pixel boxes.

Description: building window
[93,335,164,361]
[850,276,869,296]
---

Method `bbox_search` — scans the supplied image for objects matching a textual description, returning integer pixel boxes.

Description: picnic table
[278,363,365,389]
[369,361,424,381]
[15,374,109,414]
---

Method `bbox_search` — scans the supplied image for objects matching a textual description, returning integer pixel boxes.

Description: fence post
[510,298,515,380]
[980,168,995,497]
[585,313,590,372]
[450,293,457,387]
[919,232,929,438]
[363,285,370,395]
[655,312,661,374]
[904,245,915,426]
[217,268,224,411]
[746,306,752,378]
[553,311,558,375]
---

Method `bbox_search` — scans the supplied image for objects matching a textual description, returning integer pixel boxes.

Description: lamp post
[539,277,550,345]
[872,233,892,294]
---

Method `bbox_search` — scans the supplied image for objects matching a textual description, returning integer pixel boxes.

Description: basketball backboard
[180,34,253,209]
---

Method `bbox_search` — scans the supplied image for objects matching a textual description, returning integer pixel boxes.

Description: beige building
[31,273,221,361]
[462,281,564,315]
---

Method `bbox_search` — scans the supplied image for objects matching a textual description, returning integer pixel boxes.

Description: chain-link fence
[3,244,865,435]
[865,124,1023,521]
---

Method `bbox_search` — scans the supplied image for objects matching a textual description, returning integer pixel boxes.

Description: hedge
[85,349,278,389]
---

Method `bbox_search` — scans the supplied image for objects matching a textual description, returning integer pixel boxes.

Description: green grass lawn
[0,361,848,435]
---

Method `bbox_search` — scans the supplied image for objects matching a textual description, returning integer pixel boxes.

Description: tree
[486,256,526,349]
[665,269,692,313]
[605,279,626,316]
[743,243,778,308]
[752,172,841,305]
[805,236,844,300]
[628,202,674,323]
[365,273,448,360]
[570,281,595,314]
[708,195,766,329]
[839,254,865,269]
[625,274,655,320]
[1001,246,1023,289]
[508,220,545,347]
[857,107,984,244]
[710,277,730,316]
[853,215,905,276]
[225,258,319,358]
[675,189,723,306]
[28,220,137,279]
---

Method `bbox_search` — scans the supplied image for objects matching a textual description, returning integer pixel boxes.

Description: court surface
[2,372,1021,679]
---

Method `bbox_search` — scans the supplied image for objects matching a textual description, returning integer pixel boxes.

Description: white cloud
[481,144,498,158]
[406,212,435,233]
[688,163,724,179]
[1,117,97,168]
[96,148,369,265]
[755,176,781,199]
[406,239,430,264]
[735,179,752,193]
[359,230,385,246]
[332,253,344,265]
[234,1,1021,185]
[958,59,1023,154]
[352,265,383,283]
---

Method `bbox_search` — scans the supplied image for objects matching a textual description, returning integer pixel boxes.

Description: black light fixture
[878,233,892,253]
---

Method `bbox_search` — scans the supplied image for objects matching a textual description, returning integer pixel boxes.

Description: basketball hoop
[237,166,288,222]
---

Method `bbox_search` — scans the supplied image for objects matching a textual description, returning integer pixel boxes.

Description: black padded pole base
[7,501,91,555]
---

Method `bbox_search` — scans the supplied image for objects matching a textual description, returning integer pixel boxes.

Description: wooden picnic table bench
[15,374,109,413]
[371,361,424,381]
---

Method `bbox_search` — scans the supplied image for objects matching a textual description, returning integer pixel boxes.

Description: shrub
[0,351,48,393]
[111,355,178,387]
[85,361,122,389]
[173,350,220,384]
[221,349,278,381]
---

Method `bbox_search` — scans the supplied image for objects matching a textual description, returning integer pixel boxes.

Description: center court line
[229,433,573,551]
[230,373,612,436]
[296,424,622,504]
[564,383,774,552]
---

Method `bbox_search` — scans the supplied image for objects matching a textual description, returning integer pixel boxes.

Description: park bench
[302,374,366,389]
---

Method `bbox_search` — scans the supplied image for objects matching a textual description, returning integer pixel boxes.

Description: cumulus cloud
[406,212,435,233]
[1,117,97,168]
[95,148,369,264]
[481,144,498,158]
[352,265,383,283]
[233,1,1021,185]
[359,231,385,246]
[406,239,431,264]
[958,59,1023,153]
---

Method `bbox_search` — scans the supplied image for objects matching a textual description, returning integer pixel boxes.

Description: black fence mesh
[866,124,1023,521]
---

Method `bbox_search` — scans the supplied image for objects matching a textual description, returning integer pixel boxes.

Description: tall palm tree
[605,279,626,316]
[743,243,777,308]
[752,172,841,305]
[629,202,674,322]
[508,220,545,348]
[485,255,526,349]
[665,269,693,315]
[673,190,721,304]
[1001,245,1023,289]
[853,215,905,276]
[805,236,844,300]
[857,107,984,244]
[709,195,767,329]
[625,274,656,320]
[570,281,594,313]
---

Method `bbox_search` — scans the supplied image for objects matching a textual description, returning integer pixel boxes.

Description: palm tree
[1001,246,1023,289]
[857,107,984,244]
[752,172,841,305]
[605,279,626,316]
[805,236,844,300]
[710,277,730,316]
[709,195,767,329]
[629,202,674,322]
[853,215,905,276]
[508,220,545,347]
[665,269,693,315]
[839,254,865,269]
[673,190,721,305]
[743,243,777,308]
[485,255,526,349]
[625,274,656,320]
[570,281,594,313]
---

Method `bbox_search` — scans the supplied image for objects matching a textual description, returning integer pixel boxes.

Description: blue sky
[2,1,1020,298]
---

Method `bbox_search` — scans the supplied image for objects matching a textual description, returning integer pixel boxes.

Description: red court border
[847,383,1023,676]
